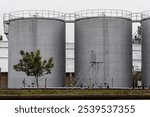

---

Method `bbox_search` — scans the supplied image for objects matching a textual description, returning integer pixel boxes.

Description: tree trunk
[36,76,39,88]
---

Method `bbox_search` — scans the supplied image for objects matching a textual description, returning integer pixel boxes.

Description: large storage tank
[75,9,132,88]
[4,10,65,88]
[141,11,150,87]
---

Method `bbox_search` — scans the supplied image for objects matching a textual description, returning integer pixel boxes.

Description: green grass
[0,89,149,96]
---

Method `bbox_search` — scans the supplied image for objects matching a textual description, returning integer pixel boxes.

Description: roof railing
[132,13,142,22]
[142,10,150,20]
[75,9,132,20]
[65,13,75,22]
[3,10,65,21]
[4,9,150,22]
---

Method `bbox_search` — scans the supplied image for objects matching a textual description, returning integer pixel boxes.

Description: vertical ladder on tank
[32,15,38,51]
[103,13,109,85]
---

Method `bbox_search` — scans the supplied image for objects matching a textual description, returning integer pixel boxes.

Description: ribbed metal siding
[8,18,65,88]
[142,19,150,87]
[75,17,132,88]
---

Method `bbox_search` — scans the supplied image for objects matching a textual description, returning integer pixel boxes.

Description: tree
[13,49,54,88]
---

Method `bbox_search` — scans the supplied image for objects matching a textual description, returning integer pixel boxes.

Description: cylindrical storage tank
[141,11,150,87]
[4,10,65,88]
[75,9,132,88]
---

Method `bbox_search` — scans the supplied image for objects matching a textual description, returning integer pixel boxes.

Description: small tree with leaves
[13,49,54,88]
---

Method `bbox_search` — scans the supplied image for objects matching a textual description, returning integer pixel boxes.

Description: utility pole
[112,78,113,88]
[45,77,47,89]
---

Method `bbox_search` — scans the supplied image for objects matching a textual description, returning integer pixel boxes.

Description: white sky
[0,0,150,41]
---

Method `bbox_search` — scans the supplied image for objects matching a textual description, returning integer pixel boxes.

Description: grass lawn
[0,89,150,99]
[0,89,149,96]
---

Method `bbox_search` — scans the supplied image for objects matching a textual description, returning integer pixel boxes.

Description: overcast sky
[0,0,150,41]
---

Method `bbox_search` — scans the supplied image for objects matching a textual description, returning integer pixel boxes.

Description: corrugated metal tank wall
[142,11,150,87]
[8,17,65,88]
[75,10,132,88]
